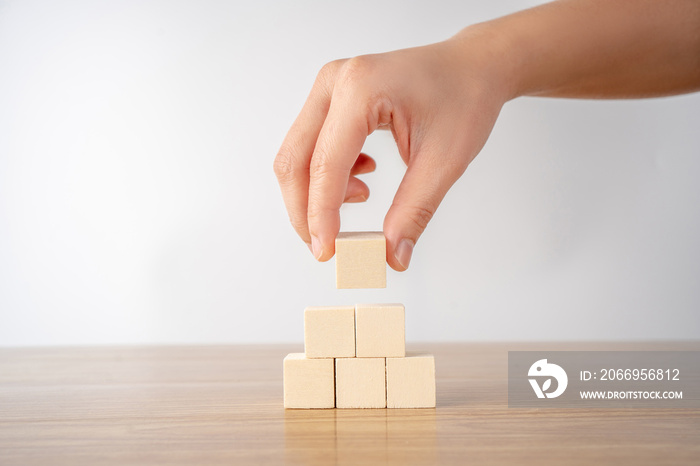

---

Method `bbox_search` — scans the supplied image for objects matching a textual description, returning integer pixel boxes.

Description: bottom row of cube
[284,352,435,409]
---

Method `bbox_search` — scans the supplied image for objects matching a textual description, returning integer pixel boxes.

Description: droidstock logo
[528,359,568,399]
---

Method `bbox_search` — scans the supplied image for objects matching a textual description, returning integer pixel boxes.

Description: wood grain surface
[1,342,698,465]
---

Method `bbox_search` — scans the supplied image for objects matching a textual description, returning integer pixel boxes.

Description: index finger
[273,61,344,245]
[307,66,388,260]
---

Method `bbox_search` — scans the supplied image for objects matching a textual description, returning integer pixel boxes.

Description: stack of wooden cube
[283,232,436,409]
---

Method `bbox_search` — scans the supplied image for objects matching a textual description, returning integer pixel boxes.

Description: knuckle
[335,55,390,131]
[289,215,309,237]
[306,196,329,226]
[338,55,377,86]
[273,150,296,182]
[318,59,345,81]
[309,147,342,177]
[309,147,329,173]
[406,204,435,231]
[306,203,323,222]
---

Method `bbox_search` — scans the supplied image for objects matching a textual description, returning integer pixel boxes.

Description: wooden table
[1,343,698,465]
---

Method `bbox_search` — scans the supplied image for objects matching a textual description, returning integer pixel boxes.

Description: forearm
[455,0,700,100]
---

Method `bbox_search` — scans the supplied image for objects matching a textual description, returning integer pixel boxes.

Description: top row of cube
[335,231,386,289]
[305,303,405,359]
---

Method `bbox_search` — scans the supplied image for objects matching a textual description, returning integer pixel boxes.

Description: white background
[1,0,698,346]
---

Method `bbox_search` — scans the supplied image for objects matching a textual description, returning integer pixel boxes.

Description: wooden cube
[335,357,386,408]
[386,353,436,408]
[283,353,335,409]
[335,232,386,289]
[355,303,405,358]
[304,305,356,358]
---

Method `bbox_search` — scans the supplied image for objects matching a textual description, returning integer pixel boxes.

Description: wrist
[447,21,525,103]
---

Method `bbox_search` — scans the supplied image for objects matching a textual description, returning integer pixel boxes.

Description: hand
[275,0,700,272]
[273,28,512,270]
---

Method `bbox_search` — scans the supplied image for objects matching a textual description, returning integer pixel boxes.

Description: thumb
[383,151,462,271]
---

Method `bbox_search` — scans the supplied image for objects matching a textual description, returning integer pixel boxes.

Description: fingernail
[311,235,323,260]
[396,238,414,270]
[346,195,367,203]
